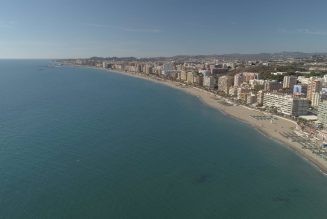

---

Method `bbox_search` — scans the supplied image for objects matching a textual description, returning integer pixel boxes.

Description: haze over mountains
[65,52,327,62]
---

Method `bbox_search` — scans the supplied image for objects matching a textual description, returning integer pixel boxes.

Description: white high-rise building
[199,70,210,76]
[257,91,264,105]
[102,62,109,69]
[162,63,174,75]
[283,76,297,89]
[180,71,187,81]
[203,75,216,89]
[318,101,327,128]
[234,73,243,87]
[311,92,321,107]
[247,93,257,105]
[218,76,233,94]
[263,93,309,116]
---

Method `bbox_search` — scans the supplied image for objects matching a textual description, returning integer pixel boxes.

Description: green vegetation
[228,64,327,82]
[309,71,327,77]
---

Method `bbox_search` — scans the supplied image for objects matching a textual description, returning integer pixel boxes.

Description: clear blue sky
[1,0,327,58]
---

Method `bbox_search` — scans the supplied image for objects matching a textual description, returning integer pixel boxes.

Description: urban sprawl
[59,53,327,161]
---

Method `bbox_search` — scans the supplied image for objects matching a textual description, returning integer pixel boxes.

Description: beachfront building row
[263,93,309,117]
[104,60,327,112]
[178,71,233,92]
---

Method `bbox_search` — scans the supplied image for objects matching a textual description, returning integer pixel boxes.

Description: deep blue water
[0,60,327,218]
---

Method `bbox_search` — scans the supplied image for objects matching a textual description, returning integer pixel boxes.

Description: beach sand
[78,66,327,175]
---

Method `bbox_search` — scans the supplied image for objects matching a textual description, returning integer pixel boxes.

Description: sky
[1,0,327,58]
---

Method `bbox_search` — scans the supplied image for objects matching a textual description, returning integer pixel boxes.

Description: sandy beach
[76,66,327,175]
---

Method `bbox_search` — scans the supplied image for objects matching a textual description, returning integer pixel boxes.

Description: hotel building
[263,93,309,116]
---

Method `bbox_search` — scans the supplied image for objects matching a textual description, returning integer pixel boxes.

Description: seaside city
[4,0,327,217]
[59,53,327,172]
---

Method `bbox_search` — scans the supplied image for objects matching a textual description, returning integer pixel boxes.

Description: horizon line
[1,51,327,60]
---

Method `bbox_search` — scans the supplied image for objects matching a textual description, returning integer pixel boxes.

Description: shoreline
[69,65,327,175]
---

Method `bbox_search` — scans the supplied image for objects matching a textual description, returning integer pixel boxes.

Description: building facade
[180,71,187,81]
[307,79,322,101]
[264,80,282,92]
[283,76,297,90]
[203,75,216,89]
[263,93,309,116]
[311,92,321,107]
[218,76,233,94]
[318,101,327,128]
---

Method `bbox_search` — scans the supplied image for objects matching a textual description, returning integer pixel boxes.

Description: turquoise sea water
[0,60,327,218]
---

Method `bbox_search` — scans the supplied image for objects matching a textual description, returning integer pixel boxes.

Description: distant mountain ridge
[59,52,327,62]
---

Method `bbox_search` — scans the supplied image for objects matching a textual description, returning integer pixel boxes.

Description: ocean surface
[0,60,327,218]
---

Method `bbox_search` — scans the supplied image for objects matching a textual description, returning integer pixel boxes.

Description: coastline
[71,65,327,175]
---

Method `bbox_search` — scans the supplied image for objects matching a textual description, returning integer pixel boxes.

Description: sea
[0,60,327,218]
